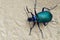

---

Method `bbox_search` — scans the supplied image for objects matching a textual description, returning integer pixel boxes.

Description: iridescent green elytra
[36,11,53,23]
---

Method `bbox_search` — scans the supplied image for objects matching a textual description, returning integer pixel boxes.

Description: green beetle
[25,0,57,38]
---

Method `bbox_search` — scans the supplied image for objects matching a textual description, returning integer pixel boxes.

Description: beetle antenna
[24,6,31,27]
[24,6,29,17]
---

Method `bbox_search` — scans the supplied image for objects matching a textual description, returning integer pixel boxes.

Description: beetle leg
[37,22,44,38]
[42,7,44,12]
[49,5,57,10]
[34,0,37,16]
[43,22,48,26]
[42,7,50,12]
[29,22,36,35]
[42,5,57,11]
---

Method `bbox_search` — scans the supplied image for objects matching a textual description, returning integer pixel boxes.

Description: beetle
[25,0,57,38]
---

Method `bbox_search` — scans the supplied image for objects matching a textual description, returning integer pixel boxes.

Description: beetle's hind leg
[29,22,36,35]
[43,22,48,26]
[42,7,50,12]
[42,5,57,11]
[37,22,44,38]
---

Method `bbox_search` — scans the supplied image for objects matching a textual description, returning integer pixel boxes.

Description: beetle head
[27,17,33,22]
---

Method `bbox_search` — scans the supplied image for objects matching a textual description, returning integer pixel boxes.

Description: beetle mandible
[25,0,57,38]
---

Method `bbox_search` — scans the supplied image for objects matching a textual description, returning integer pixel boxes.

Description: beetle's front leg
[29,22,36,35]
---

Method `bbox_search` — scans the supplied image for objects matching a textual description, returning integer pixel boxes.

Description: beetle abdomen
[36,11,53,23]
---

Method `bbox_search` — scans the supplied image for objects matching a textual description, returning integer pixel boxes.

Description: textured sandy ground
[0,0,60,40]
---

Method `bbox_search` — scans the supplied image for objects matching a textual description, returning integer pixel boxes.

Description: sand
[0,0,60,40]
